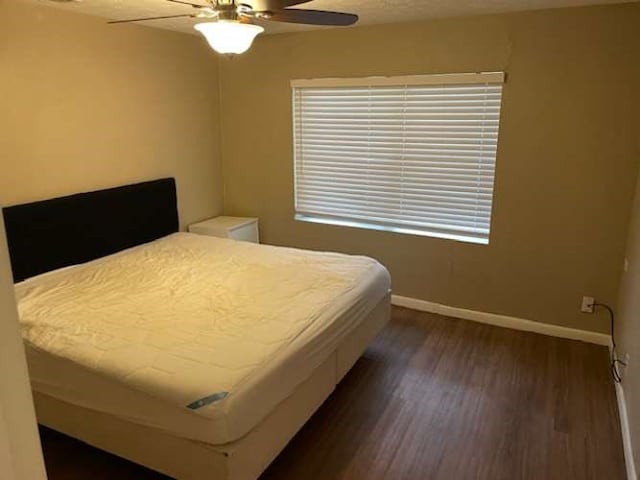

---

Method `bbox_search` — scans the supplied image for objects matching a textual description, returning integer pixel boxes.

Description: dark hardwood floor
[40,306,626,479]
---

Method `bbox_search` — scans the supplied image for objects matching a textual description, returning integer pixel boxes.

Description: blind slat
[298,186,494,205]
[299,182,495,200]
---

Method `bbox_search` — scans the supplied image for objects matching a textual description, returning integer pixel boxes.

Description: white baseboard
[391,295,611,346]
[615,373,638,480]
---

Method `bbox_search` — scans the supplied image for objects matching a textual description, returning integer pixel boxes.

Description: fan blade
[242,0,312,11]
[263,9,357,26]
[108,13,194,24]
[166,0,210,8]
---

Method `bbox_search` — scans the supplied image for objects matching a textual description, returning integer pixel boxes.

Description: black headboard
[3,178,179,282]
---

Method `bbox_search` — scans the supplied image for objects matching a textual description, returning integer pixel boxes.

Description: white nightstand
[188,216,260,243]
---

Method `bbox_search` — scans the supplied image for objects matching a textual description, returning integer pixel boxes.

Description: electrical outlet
[581,296,595,313]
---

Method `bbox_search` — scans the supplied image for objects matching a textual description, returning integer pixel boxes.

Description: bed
[4,178,391,480]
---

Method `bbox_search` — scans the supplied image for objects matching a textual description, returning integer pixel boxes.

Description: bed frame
[3,178,390,480]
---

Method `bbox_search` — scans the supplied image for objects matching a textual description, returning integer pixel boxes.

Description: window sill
[295,214,489,245]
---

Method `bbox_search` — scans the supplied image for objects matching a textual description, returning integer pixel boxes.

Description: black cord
[593,302,626,383]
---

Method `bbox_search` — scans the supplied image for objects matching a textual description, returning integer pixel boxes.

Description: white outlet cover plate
[581,296,595,313]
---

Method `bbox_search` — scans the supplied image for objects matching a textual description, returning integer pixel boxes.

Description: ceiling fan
[108,0,358,55]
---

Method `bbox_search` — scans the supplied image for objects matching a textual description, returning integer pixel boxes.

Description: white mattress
[15,233,390,445]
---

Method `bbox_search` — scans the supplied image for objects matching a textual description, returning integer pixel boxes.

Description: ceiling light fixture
[194,21,264,55]
[108,0,357,57]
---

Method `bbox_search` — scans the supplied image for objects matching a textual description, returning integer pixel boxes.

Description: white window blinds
[292,72,504,244]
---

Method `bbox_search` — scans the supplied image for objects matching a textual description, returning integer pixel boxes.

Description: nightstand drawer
[189,216,260,243]
[228,224,259,243]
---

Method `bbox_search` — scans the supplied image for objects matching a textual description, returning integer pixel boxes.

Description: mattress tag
[186,392,229,410]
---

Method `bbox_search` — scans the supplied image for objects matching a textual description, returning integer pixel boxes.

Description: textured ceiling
[29,0,636,35]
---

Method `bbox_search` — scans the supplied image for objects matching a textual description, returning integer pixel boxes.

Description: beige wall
[616,171,640,476]
[0,0,222,228]
[219,3,640,333]
[0,216,47,480]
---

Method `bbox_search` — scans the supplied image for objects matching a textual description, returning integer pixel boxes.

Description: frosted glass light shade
[194,21,264,55]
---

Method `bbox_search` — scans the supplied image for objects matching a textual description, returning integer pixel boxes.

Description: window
[291,72,505,244]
